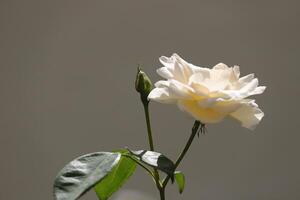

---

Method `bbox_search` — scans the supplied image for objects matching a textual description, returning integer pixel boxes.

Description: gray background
[0,0,299,199]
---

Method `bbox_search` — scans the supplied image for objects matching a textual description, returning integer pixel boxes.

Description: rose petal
[230,100,264,130]
[213,99,242,113]
[147,88,176,104]
[239,73,254,84]
[173,59,189,83]
[154,80,170,88]
[177,100,226,123]
[159,54,196,83]
[168,80,195,99]
[240,78,258,93]
[157,67,174,79]
[190,65,211,78]
[220,78,263,99]
[249,86,266,96]
[213,63,229,70]
[189,73,205,84]
[233,65,240,78]
[159,56,175,68]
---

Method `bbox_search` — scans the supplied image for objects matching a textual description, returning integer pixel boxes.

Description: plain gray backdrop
[0,0,299,199]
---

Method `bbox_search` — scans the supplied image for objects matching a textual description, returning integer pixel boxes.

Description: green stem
[122,154,156,179]
[143,103,155,151]
[142,102,162,190]
[162,120,202,188]
[159,188,165,200]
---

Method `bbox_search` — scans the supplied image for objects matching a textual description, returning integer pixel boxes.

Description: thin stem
[122,154,156,179]
[162,120,202,188]
[159,188,165,200]
[143,103,155,151]
[142,102,162,189]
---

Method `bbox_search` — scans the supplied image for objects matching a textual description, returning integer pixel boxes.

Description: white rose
[148,54,266,130]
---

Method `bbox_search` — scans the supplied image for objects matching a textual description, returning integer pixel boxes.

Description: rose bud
[135,67,153,105]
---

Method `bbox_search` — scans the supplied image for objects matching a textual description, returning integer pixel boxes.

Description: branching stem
[142,100,204,200]
[162,120,203,188]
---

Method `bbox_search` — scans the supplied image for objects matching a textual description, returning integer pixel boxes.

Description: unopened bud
[135,67,153,105]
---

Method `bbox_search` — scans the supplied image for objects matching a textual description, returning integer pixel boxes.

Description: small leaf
[128,149,175,182]
[174,171,185,194]
[94,150,137,200]
[53,152,121,200]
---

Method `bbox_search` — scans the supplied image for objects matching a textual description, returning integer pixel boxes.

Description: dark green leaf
[94,150,137,200]
[54,152,120,200]
[128,149,175,182]
[174,171,185,194]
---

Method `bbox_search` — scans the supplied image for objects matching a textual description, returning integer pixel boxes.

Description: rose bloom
[148,54,266,129]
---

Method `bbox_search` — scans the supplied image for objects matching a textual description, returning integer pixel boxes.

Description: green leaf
[53,152,121,200]
[174,171,185,194]
[94,150,137,200]
[128,149,175,182]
